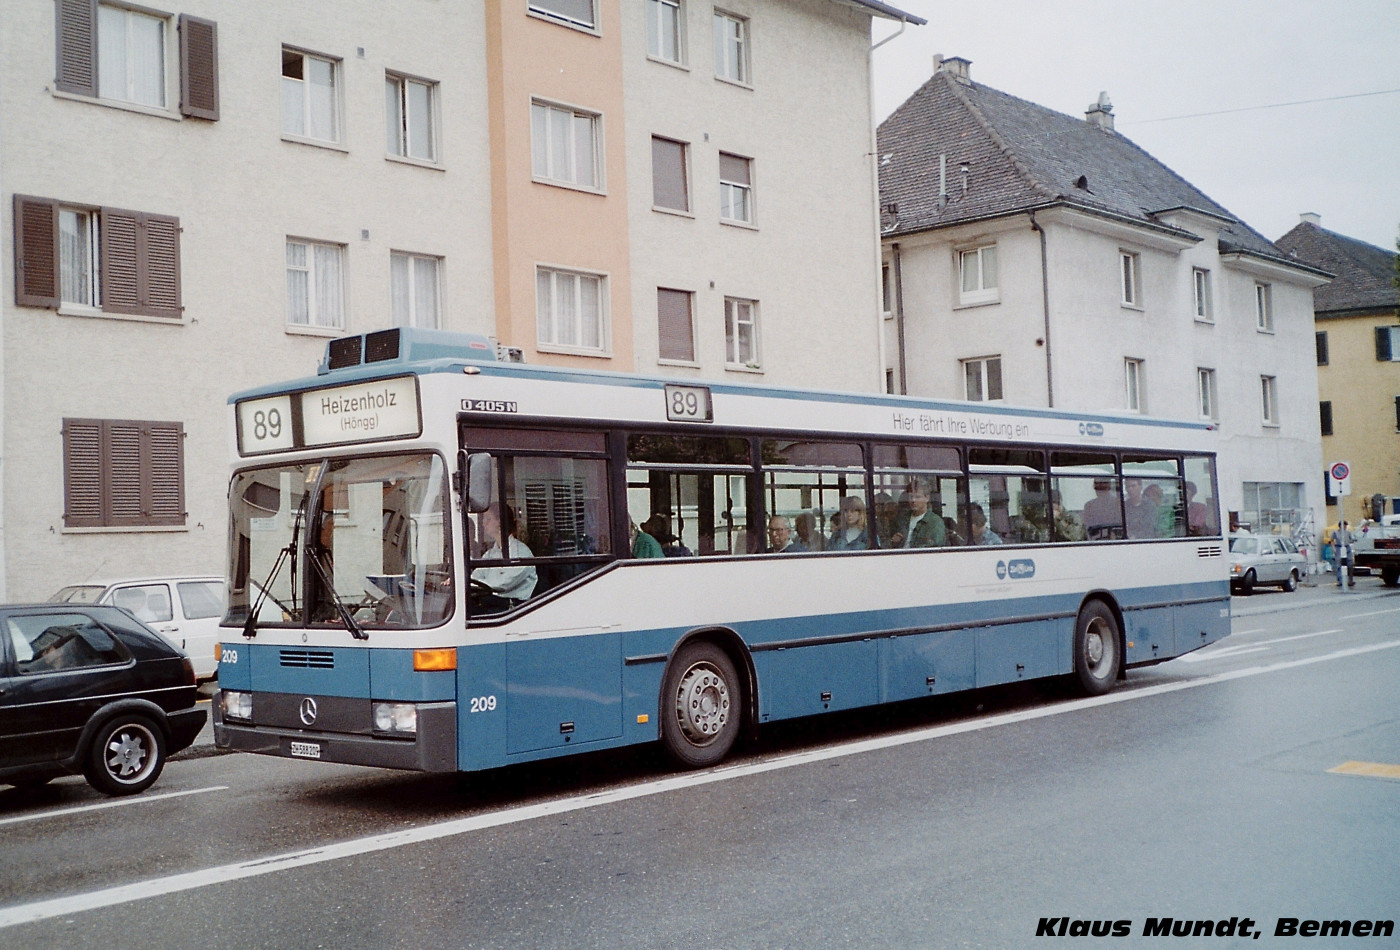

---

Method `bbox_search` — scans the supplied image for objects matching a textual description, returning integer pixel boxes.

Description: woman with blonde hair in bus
[828,495,870,550]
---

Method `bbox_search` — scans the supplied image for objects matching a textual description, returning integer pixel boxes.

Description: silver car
[1228,535,1306,594]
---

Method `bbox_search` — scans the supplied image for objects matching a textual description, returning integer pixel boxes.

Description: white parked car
[49,577,229,679]
[1228,536,1306,594]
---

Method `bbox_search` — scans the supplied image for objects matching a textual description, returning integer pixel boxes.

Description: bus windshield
[226,452,452,629]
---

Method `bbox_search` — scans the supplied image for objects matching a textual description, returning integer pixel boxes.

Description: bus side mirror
[465,453,493,513]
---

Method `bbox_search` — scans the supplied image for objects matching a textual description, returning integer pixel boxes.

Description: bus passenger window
[1052,452,1119,542]
[1122,454,1186,539]
[1183,456,1219,537]
[872,443,964,548]
[628,434,755,556]
[762,439,865,554]
[967,448,1048,545]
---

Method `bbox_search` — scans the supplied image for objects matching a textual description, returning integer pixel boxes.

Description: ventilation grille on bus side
[326,336,363,370]
[1197,545,1222,558]
[364,328,401,363]
[280,649,336,669]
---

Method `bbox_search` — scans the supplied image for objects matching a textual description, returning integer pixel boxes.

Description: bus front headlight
[221,690,253,722]
[372,702,417,736]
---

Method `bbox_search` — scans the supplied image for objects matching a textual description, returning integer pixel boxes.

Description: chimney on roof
[933,55,972,84]
[1300,212,1321,226]
[1085,91,1114,131]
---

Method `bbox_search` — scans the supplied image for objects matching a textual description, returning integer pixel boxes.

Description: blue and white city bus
[213,327,1229,772]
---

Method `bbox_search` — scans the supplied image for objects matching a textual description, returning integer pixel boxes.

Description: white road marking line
[3,639,1400,929]
[1232,628,1265,636]
[1178,629,1343,662]
[1341,607,1400,620]
[0,786,228,828]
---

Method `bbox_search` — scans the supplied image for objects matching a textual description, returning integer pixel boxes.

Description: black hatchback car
[0,604,206,795]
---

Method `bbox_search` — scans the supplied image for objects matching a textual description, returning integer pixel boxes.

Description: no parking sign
[1329,461,1352,496]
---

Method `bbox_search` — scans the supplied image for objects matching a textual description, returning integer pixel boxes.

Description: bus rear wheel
[661,642,740,768]
[1073,601,1120,696]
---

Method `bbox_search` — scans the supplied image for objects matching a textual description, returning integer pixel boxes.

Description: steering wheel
[469,578,495,596]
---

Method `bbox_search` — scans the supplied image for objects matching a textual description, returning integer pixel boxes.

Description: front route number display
[237,376,422,455]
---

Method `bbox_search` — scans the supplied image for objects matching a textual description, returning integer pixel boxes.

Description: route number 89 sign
[664,384,713,423]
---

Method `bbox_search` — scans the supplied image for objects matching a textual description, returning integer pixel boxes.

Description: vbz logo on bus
[996,558,1036,580]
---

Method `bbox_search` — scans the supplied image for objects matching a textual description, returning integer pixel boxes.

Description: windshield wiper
[242,494,307,639]
[306,546,368,640]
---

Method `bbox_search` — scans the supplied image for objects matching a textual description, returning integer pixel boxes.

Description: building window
[1125,358,1145,412]
[1319,400,1333,437]
[725,297,759,368]
[536,266,606,353]
[1376,325,1400,361]
[1193,268,1212,322]
[531,100,601,190]
[13,195,181,319]
[56,4,219,118]
[719,152,753,224]
[391,252,440,329]
[657,288,695,362]
[1316,330,1329,365]
[713,11,749,84]
[647,0,682,63]
[529,0,597,30]
[1120,251,1141,307]
[282,48,340,144]
[651,136,689,212]
[882,262,893,319]
[97,4,166,107]
[63,418,184,528]
[1197,367,1218,421]
[963,356,1003,402]
[1255,282,1274,332]
[286,239,345,329]
[959,245,998,305]
[385,73,437,162]
[1261,375,1278,425]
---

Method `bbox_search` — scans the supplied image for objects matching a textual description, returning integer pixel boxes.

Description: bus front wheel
[1073,601,1121,696]
[661,642,740,768]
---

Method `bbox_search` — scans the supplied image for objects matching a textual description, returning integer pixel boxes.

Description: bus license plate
[288,740,322,759]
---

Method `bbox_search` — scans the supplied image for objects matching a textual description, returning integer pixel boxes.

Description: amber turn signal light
[413,648,457,672]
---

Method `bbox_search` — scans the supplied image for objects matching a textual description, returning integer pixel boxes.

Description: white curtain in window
[307,58,337,141]
[558,272,578,346]
[536,269,554,343]
[413,256,439,328]
[408,81,433,160]
[313,244,343,326]
[129,12,164,106]
[580,275,600,349]
[286,243,309,325]
[385,79,402,154]
[549,108,572,180]
[390,253,411,326]
[97,6,126,100]
[59,211,94,306]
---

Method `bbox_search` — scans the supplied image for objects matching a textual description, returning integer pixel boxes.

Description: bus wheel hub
[676,665,730,745]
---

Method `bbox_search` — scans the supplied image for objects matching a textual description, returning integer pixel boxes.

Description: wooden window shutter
[63,419,104,527]
[100,208,182,318]
[13,195,60,308]
[179,15,220,120]
[55,0,98,97]
[657,288,694,362]
[63,418,186,527]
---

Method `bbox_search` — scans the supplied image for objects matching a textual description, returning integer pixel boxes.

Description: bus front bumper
[213,701,457,772]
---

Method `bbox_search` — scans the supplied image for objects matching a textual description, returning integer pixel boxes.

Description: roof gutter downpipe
[1030,210,1054,408]
[892,242,908,394]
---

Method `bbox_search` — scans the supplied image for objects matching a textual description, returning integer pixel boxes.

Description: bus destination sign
[237,375,422,456]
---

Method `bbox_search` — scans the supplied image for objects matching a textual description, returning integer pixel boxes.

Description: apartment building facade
[1276,215,1400,526]
[1,0,911,599]
[877,58,1331,541]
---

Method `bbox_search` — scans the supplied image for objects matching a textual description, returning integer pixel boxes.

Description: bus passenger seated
[888,478,946,548]
[1052,490,1086,541]
[1123,477,1160,539]
[968,503,1003,546]
[472,506,536,609]
[794,511,824,552]
[1081,479,1122,540]
[828,496,869,550]
[1185,481,1213,536]
[766,515,805,553]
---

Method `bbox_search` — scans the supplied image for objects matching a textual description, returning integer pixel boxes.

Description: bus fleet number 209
[469,695,498,713]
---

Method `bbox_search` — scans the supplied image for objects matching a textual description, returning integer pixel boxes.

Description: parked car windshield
[226,453,453,630]
[1229,537,1259,555]
[49,585,107,604]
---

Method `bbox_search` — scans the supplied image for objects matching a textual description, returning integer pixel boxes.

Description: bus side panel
[1125,607,1176,665]
[505,634,623,754]
[369,649,455,702]
[754,639,879,722]
[458,642,507,772]
[881,630,975,702]
[975,620,1060,688]
[1173,596,1230,656]
[621,661,664,745]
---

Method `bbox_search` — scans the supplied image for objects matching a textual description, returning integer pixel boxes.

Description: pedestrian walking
[1331,521,1355,587]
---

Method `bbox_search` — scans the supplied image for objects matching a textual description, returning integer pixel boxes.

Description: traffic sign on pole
[1329,461,1352,497]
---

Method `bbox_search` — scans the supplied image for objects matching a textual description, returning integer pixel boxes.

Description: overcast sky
[869,0,1400,252]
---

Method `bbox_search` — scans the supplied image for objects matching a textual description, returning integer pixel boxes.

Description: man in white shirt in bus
[472,506,536,606]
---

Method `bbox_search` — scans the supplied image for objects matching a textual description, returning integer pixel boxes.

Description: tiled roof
[1275,222,1398,316]
[877,70,1302,268]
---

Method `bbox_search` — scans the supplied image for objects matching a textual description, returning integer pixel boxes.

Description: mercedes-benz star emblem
[299,697,318,725]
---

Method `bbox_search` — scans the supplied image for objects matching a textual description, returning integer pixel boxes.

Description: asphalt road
[1,583,1397,949]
